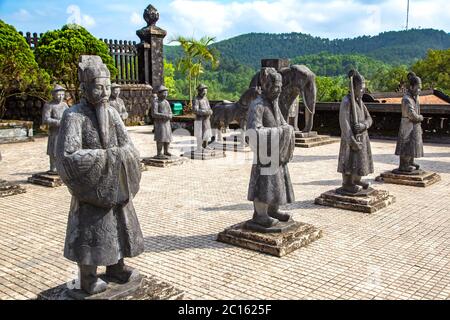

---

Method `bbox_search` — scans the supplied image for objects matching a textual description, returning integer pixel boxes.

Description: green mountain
[165,28,450,67]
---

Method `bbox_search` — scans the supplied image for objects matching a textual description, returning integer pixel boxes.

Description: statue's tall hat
[78,55,110,84]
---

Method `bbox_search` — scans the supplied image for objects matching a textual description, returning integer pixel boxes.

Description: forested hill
[165,29,450,66]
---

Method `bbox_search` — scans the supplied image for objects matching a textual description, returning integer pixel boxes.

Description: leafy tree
[315,76,347,102]
[163,59,179,97]
[34,24,117,101]
[170,36,219,107]
[0,20,50,118]
[413,48,450,95]
[369,65,409,92]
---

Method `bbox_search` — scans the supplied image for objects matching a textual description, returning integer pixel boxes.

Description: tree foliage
[0,20,50,118]
[412,48,450,95]
[34,24,117,101]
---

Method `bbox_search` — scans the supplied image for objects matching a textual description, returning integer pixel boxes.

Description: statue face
[411,82,422,96]
[85,77,111,106]
[111,88,121,98]
[158,90,168,100]
[354,80,365,99]
[53,91,65,104]
[199,88,207,97]
[264,80,282,101]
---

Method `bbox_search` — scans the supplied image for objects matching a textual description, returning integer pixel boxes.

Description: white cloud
[165,0,450,41]
[66,4,96,28]
[12,9,31,21]
[130,12,144,26]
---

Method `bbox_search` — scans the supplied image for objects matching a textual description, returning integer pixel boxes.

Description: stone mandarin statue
[337,70,374,194]
[151,85,173,159]
[55,55,144,295]
[42,85,69,174]
[395,72,424,172]
[247,68,296,228]
[193,84,213,151]
[109,83,129,122]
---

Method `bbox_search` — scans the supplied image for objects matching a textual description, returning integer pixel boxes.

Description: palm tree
[170,35,220,109]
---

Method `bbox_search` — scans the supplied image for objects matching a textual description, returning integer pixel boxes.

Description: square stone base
[36,275,184,300]
[28,172,64,187]
[375,170,441,187]
[315,188,395,214]
[294,131,338,148]
[142,156,186,168]
[183,149,226,160]
[217,220,322,257]
[0,179,26,197]
[209,141,252,153]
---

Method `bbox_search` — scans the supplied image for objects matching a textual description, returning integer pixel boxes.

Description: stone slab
[375,170,441,188]
[27,172,64,188]
[217,220,322,257]
[36,275,184,300]
[295,135,338,148]
[209,141,252,153]
[294,131,318,138]
[0,179,26,197]
[142,156,186,168]
[315,188,395,214]
[182,149,226,160]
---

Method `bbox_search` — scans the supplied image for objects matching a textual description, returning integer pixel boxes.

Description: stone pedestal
[183,148,226,160]
[142,156,186,168]
[0,179,26,197]
[375,170,441,187]
[217,220,322,257]
[37,275,184,300]
[28,172,64,188]
[315,187,395,214]
[295,131,337,148]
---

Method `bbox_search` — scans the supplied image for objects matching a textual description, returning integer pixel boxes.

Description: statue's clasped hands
[353,123,366,134]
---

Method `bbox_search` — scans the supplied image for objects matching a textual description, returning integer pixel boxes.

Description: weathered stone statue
[56,55,144,295]
[42,85,69,174]
[247,67,295,228]
[151,85,173,159]
[109,83,129,122]
[337,69,374,195]
[395,72,424,172]
[193,83,213,150]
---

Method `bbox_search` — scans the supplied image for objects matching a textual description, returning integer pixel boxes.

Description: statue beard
[95,101,110,148]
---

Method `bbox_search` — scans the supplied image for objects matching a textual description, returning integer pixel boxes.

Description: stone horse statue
[250,64,317,132]
[210,86,260,145]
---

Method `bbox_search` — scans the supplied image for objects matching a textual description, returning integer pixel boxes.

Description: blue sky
[1,0,449,43]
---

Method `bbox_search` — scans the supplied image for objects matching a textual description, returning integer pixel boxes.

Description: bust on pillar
[136,4,167,89]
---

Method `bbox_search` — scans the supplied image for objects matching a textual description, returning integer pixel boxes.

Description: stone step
[295,137,338,148]
[295,136,330,143]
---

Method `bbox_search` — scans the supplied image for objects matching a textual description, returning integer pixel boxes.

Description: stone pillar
[136,4,167,88]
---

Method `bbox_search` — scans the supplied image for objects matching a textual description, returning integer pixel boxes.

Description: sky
[0,0,449,44]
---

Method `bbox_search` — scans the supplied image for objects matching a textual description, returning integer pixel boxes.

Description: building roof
[363,89,450,105]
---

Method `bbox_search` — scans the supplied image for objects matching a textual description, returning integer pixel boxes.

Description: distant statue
[210,87,260,145]
[247,68,295,228]
[151,85,173,159]
[250,65,317,132]
[193,84,213,150]
[395,72,424,172]
[109,83,128,121]
[337,70,374,195]
[42,84,69,174]
[56,55,144,295]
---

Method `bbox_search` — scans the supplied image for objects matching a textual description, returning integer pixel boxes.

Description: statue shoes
[252,212,279,228]
[268,211,291,222]
[106,259,141,284]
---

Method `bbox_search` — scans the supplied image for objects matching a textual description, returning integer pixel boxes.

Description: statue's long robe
[109,97,128,121]
[247,96,295,205]
[337,95,374,176]
[56,101,144,266]
[395,94,424,158]
[193,96,212,141]
[151,98,172,143]
[42,102,69,157]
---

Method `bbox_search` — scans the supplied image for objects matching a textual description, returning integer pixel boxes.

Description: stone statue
[109,83,128,122]
[193,83,213,150]
[395,72,424,172]
[42,85,69,174]
[337,70,374,194]
[55,55,144,295]
[151,85,173,159]
[247,68,295,228]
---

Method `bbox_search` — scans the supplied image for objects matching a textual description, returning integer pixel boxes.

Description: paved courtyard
[1,125,450,300]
